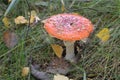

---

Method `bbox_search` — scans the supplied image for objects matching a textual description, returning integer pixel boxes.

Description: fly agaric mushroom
[43,13,94,62]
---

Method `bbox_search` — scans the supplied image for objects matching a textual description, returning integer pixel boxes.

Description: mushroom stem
[63,41,75,61]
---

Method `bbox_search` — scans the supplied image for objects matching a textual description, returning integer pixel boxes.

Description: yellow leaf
[31,10,37,16]
[96,28,110,42]
[54,74,69,80]
[28,10,40,24]
[21,67,30,77]
[2,17,11,28]
[14,16,27,24]
[29,15,35,23]
[29,10,37,23]
[51,44,63,58]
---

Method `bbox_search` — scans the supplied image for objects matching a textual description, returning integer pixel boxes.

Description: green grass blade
[83,71,87,80]
[4,0,20,16]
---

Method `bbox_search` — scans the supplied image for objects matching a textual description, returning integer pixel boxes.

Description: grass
[0,0,120,80]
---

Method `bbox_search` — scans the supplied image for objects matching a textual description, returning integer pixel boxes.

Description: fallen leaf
[22,67,30,77]
[30,65,49,80]
[51,44,63,58]
[53,74,69,80]
[29,15,35,24]
[3,31,18,48]
[30,11,37,23]
[46,57,70,75]
[96,28,110,42]
[31,10,37,16]
[28,10,40,24]
[2,17,11,28]
[28,10,37,24]
[14,16,27,24]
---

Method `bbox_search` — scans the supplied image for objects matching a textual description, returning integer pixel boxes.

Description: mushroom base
[64,41,75,62]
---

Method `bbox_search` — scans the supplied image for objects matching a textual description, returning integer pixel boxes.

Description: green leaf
[4,0,20,16]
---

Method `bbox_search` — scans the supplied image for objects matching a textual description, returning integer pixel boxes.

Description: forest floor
[0,0,120,80]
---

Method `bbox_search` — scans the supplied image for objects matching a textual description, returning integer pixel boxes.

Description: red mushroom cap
[43,13,94,41]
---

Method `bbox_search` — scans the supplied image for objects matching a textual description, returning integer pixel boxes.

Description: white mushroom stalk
[63,41,75,62]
